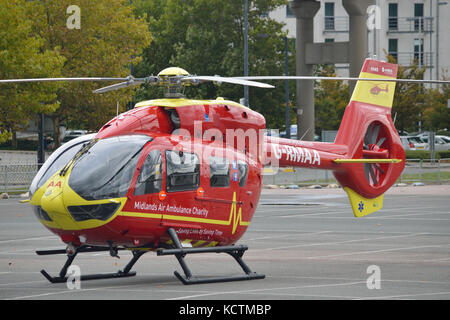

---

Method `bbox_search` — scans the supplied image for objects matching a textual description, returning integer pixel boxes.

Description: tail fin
[333,59,405,217]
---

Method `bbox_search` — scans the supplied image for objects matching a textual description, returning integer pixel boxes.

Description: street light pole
[285,37,291,139]
[436,1,448,81]
[244,0,249,107]
[37,113,45,169]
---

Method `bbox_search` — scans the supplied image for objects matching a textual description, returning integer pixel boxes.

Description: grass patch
[399,171,450,182]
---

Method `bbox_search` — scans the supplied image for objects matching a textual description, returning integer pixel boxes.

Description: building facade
[270,0,450,81]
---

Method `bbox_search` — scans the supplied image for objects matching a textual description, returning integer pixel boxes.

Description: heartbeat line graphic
[228,192,247,234]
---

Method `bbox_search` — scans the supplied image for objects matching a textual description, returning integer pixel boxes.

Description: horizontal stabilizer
[334,159,402,164]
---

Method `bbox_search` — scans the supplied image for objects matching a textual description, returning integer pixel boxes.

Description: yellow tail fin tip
[344,187,384,217]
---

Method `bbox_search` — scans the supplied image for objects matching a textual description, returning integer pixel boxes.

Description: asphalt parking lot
[0,185,449,301]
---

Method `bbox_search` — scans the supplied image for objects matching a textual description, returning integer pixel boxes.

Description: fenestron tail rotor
[362,122,389,187]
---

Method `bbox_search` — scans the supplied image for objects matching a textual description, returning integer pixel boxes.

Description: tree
[423,82,450,132]
[313,64,349,134]
[0,0,64,145]
[387,54,426,134]
[29,0,151,146]
[133,0,291,129]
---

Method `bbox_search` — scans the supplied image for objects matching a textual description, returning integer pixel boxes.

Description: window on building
[325,38,335,43]
[388,3,398,30]
[286,5,294,18]
[388,38,398,62]
[210,157,230,187]
[414,3,424,32]
[134,150,162,196]
[166,150,200,192]
[414,38,424,66]
[324,2,335,30]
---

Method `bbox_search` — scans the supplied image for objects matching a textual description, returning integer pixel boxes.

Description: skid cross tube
[36,245,146,284]
[157,228,265,285]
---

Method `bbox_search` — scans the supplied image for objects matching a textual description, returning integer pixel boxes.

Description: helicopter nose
[40,175,79,230]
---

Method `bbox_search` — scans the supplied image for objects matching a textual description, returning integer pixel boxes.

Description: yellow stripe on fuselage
[120,193,250,234]
[351,72,397,108]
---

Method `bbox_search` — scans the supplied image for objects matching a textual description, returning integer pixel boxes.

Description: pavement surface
[0,185,449,301]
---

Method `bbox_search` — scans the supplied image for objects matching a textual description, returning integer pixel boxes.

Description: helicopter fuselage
[31,98,268,248]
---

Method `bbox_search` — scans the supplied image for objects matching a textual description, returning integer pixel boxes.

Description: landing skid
[157,228,265,285]
[36,246,145,284]
[36,228,265,285]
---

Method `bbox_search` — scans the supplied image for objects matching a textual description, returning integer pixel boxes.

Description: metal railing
[322,16,433,34]
[388,17,433,33]
[262,158,450,187]
[323,16,349,33]
[389,52,433,68]
[0,164,38,194]
[399,158,450,184]
[0,159,448,195]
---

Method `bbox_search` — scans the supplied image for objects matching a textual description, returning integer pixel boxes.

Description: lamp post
[244,0,249,107]
[436,1,448,81]
[285,37,291,139]
[37,114,45,169]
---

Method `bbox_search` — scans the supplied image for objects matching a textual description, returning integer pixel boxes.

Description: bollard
[437,158,441,184]
[419,159,423,182]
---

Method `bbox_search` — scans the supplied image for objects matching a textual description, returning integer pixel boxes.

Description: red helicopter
[2,59,447,285]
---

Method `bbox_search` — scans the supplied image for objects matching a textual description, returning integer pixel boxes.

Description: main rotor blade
[238,76,450,84]
[93,79,147,94]
[0,77,129,84]
[183,76,275,88]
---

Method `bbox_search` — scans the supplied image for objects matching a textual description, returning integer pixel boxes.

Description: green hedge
[405,150,450,160]
[0,139,38,151]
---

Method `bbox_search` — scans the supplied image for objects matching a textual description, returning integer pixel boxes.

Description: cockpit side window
[29,134,96,196]
[134,150,163,195]
[68,135,150,200]
[210,156,230,187]
[166,150,200,192]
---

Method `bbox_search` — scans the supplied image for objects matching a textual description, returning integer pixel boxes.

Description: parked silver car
[421,136,450,151]
[400,136,416,150]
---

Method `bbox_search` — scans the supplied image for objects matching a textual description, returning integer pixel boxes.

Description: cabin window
[166,150,200,192]
[134,150,163,195]
[238,161,248,187]
[210,157,230,187]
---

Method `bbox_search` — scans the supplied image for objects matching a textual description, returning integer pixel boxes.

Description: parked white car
[437,135,450,144]
[400,136,416,150]
[407,136,428,150]
[421,136,450,151]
